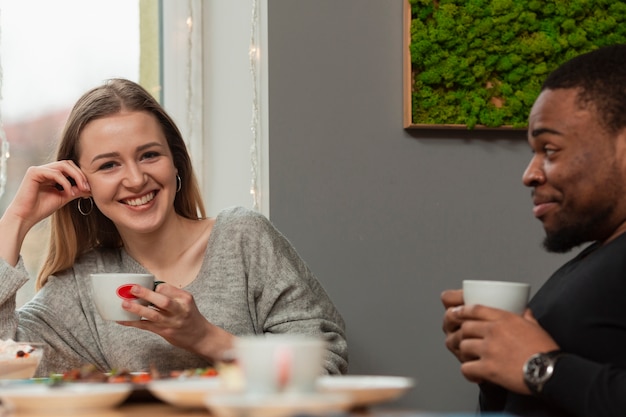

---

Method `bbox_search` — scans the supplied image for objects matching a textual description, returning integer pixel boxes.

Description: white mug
[234,335,326,395]
[91,273,155,321]
[463,280,530,315]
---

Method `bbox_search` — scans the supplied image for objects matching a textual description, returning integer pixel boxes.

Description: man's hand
[453,304,559,393]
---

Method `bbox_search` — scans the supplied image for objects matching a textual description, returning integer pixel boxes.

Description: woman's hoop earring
[176,174,182,193]
[77,197,94,216]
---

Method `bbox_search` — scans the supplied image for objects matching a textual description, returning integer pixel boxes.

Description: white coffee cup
[91,273,155,321]
[463,280,530,315]
[234,335,326,395]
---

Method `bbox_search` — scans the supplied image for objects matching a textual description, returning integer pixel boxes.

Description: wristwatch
[523,350,563,394]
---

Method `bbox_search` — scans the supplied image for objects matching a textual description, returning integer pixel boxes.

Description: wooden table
[2,401,426,417]
[103,403,438,417]
[4,402,511,417]
[0,387,511,417]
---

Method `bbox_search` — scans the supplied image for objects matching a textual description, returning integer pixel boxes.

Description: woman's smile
[121,191,157,207]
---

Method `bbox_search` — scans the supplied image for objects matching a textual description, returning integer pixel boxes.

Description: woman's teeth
[124,192,155,206]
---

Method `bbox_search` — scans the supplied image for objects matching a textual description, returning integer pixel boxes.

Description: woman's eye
[141,151,159,160]
[98,161,117,171]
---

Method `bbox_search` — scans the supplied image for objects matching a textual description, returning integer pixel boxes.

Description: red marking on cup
[275,346,293,390]
[116,284,138,300]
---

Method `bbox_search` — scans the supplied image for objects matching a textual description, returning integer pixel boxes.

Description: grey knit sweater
[0,206,348,376]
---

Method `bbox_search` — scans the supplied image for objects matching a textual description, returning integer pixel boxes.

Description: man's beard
[543,205,614,253]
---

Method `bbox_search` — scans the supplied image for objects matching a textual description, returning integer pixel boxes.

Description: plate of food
[147,362,243,408]
[148,377,226,408]
[0,382,133,413]
[315,375,415,407]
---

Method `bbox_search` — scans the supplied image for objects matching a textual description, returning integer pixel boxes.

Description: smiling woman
[77,111,181,247]
[0,77,348,377]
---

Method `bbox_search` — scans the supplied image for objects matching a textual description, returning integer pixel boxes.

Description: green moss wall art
[403,0,626,129]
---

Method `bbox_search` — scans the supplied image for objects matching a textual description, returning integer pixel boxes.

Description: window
[0,1,266,306]
[0,0,145,305]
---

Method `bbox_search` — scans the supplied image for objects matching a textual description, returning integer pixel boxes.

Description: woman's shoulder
[215,206,271,229]
[211,206,284,247]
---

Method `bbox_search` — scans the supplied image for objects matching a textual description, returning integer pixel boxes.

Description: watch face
[527,355,551,382]
[524,352,560,393]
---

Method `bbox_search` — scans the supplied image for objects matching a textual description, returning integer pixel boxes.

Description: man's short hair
[542,44,626,134]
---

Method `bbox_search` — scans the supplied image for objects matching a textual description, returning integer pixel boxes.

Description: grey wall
[267,0,571,412]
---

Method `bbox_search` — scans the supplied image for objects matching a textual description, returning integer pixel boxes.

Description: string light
[0,8,9,200]
[249,0,261,211]
[186,0,195,153]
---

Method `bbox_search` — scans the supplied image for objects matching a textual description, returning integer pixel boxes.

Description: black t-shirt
[481,233,626,417]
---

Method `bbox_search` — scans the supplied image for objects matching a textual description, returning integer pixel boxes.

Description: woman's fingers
[118,283,215,356]
[121,283,189,324]
[18,161,90,207]
[46,161,90,194]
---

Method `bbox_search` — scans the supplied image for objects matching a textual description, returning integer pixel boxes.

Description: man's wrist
[523,349,563,395]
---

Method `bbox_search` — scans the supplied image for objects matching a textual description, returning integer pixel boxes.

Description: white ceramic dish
[0,382,132,413]
[316,375,415,407]
[0,342,44,379]
[205,392,351,417]
[148,377,224,408]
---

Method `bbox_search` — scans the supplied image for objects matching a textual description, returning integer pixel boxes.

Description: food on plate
[215,361,244,390]
[169,367,218,379]
[49,363,219,384]
[0,339,44,379]
[0,339,40,360]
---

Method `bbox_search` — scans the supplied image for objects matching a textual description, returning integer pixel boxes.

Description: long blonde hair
[36,79,206,289]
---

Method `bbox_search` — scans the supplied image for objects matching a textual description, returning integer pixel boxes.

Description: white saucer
[316,375,415,407]
[205,392,352,417]
[0,382,132,413]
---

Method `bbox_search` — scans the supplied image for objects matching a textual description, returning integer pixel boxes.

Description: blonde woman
[0,79,347,376]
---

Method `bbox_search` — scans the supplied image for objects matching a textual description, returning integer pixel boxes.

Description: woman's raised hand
[6,161,90,226]
[0,160,90,265]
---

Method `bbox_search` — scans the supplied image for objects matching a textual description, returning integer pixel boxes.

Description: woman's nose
[122,164,147,188]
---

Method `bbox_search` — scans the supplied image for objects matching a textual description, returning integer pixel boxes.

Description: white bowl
[0,342,44,379]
